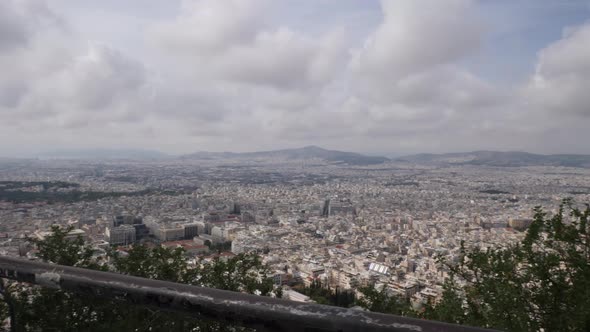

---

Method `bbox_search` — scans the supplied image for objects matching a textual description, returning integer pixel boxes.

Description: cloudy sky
[1,0,590,157]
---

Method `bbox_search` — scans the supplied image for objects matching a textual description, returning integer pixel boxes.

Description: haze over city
[2,0,590,157]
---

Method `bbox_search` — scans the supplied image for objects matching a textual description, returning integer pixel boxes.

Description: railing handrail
[0,256,498,332]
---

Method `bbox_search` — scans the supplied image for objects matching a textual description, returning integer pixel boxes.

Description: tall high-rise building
[106,225,136,246]
[183,223,200,239]
[112,215,134,227]
[231,202,241,215]
[321,199,331,217]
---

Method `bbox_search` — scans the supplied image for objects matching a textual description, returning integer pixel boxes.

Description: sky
[1,0,590,157]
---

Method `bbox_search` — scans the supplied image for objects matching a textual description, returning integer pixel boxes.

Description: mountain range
[180,146,390,165]
[191,147,590,168]
[26,147,590,168]
[36,149,170,160]
[395,151,590,168]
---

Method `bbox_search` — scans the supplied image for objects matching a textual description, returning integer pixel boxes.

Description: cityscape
[1,147,588,307]
[2,0,590,330]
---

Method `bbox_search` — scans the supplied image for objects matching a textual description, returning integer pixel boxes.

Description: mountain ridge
[395,151,590,168]
[181,145,390,165]
[19,148,590,168]
[35,148,170,160]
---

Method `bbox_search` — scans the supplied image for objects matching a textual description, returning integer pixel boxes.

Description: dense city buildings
[1,154,589,307]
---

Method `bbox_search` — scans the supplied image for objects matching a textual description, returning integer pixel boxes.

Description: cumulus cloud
[51,44,146,111]
[150,0,346,90]
[353,65,500,109]
[350,0,482,79]
[0,0,68,109]
[0,0,150,137]
[0,0,61,51]
[526,23,590,117]
[213,28,345,89]
[0,2,31,51]
[337,0,501,148]
[5,43,149,130]
[1,0,590,155]
[343,0,500,142]
[152,0,267,54]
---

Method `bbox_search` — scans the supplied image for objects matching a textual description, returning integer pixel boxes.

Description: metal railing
[0,256,497,332]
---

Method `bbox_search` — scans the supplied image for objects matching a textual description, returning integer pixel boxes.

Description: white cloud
[332,0,502,151]
[354,65,500,109]
[151,0,266,54]
[10,43,148,130]
[53,44,146,111]
[346,0,498,124]
[0,0,69,108]
[526,23,590,117]
[213,27,345,89]
[0,0,62,51]
[0,1,150,134]
[1,0,590,155]
[350,0,482,79]
[150,0,346,90]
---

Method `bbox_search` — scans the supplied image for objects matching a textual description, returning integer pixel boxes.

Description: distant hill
[37,149,170,160]
[396,151,590,168]
[181,146,390,165]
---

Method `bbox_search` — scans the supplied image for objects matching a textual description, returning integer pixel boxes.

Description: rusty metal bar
[0,256,497,332]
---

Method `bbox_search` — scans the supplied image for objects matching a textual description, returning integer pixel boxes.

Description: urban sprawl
[1,157,587,305]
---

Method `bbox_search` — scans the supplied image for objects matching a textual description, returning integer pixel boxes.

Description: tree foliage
[197,253,274,295]
[420,279,465,325]
[1,227,279,331]
[2,199,589,331]
[111,244,193,283]
[425,199,590,331]
[27,226,104,269]
[356,284,411,316]
[295,279,356,307]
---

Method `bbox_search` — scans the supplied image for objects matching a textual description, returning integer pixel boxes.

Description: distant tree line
[0,181,80,190]
[478,189,511,195]
[0,181,190,204]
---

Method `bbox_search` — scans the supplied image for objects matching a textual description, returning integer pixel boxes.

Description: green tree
[295,280,356,308]
[429,199,590,332]
[356,284,411,316]
[27,226,104,269]
[197,253,275,296]
[13,226,116,331]
[3,227,279,331]
[111,244,194,283]
[420,279,466,325]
